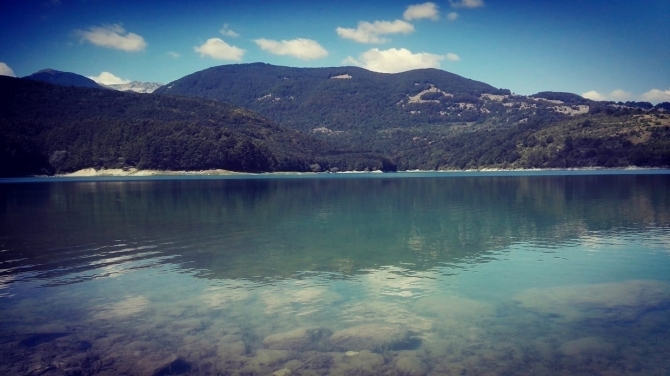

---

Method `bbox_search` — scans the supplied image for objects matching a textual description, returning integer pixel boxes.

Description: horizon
[1,0,669,104]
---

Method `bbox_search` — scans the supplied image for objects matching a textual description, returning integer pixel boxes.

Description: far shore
[41,166,669,178]
[57,167,242,177]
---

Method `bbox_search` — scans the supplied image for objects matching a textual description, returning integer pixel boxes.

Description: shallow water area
[1,171,669,375]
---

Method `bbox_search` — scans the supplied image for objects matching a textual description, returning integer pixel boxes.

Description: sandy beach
[58,168,241,177]
[50,166,664,178]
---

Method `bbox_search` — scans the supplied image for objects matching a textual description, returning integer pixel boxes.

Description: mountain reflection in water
[0,172,669,375]
[1,173,669,285]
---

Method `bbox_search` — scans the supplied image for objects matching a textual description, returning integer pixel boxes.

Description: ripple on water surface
[1,173,669,375]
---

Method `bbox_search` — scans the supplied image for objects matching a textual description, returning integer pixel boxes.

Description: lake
[1,171,669,376]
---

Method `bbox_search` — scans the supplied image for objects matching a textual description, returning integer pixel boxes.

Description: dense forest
[1,64,670,177]
[23,68,106,89]
[157,63,670,171]
[155,63,511,133]
[0,76,394,177]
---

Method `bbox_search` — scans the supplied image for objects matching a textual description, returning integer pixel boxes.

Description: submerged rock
[414,295,495,319]
[20,332,69,347]
[513,280,670,322]
[129,353,192,376]
[263,327,333,351]
[150,356,192,376]
[395,354,429,376]
[216,340,247,361]
[249,349,291,367]
[329,324,418,351]
[559,337,614,356]
[272,368,292,376]
[330,350,384,374]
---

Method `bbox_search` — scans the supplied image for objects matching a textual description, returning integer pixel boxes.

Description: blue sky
[1,0,669,103]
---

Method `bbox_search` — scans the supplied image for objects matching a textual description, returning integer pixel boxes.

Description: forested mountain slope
[23,69,106,89]
[155,63,670,170]
[3,64,669,176]
[155,62,510,133]
[0,76,394,177]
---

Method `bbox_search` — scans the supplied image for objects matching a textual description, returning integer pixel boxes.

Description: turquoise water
[1,172,669,375]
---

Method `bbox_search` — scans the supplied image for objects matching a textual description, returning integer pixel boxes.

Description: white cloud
[445,52,460,62]
[609,89,631,101]
[167,51,181,58]
[0,62,16,77]
[75,24,147,52]
[447,12,459,21]
[336,20,414,44]
[254,38,328,60]
[220,24,239,38]
[642,88,670,103]
[450,0,484,8]
[582,90,606,101]
[582,89,636,102]
[343,48,456,73]
[404,2,439,21]
[87,71,130,85]
[194,38,245,61]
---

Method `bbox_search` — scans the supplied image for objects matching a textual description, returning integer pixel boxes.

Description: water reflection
[0,173,669,375]
[1,173,670,287]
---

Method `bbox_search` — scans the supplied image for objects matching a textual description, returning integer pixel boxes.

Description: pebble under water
[1,172,669,375]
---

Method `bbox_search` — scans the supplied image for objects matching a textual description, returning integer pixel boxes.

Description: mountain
[155,62,511,134]
[23,69,106,89]
[107,81,163,93]
[0,76,394,177]
[155,63,670,170]
[24,69,163,93]
[3,64,669,176]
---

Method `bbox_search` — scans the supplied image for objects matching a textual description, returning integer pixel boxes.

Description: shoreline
[43,165,669,178]
[56,167,243,177]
